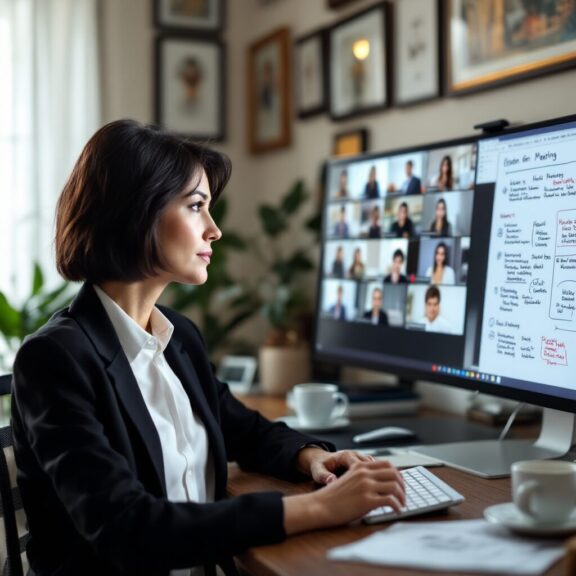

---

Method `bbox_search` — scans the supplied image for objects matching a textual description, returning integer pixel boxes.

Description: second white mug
[292,383,349,427]
[512,460,576,524]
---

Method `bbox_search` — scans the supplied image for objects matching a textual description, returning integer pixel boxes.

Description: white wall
[99,0,576,410]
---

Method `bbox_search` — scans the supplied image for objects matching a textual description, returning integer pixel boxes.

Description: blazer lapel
[164,338,228,499]
[69,284,167,495]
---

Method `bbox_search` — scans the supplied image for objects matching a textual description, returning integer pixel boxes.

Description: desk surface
[230,394,566,576]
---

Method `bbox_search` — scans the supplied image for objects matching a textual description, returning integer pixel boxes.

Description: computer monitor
[314,114,576,477]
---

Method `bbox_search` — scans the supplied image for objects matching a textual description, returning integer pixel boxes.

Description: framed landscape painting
[447,0,576,94]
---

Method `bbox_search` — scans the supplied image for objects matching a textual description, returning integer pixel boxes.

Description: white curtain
[0,0,101,303]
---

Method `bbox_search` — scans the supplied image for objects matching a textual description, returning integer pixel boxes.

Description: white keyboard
[363,466,464,524]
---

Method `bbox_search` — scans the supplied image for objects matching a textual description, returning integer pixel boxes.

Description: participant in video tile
[331,245,345,278]
[400,160,422,195]
[363,287,389,326]
[329,284,347,320]
[333,205,349,238]
[389,202,415,238]
[363,165,381,199]
[348,247,365,280]
[368,205,382,238]
[422,285,452,333]
[384,248,408,284]
[425,242,455,285]
[336,168,349,199]
[435,155,453,191]
[428,198,452,237]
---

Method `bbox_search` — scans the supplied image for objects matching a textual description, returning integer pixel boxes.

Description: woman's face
[369,167,376,183]
[354,249,361,262]
[398,205,407,224]
[441,158,450,174]
[436,201,446,220]
[435,245,446,266]
[156,170,221,286]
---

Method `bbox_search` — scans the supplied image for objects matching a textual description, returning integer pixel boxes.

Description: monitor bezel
[313,113,576,415]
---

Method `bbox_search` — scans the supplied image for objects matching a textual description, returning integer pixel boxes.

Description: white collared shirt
[94,286,214,576]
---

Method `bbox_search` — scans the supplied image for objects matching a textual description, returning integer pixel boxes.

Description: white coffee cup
[292,383,349,427]
[512,460,576,524]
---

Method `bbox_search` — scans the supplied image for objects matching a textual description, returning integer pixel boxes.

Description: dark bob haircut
[55,119,231,283]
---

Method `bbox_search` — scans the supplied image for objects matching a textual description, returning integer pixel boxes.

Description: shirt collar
[93,285,174,363]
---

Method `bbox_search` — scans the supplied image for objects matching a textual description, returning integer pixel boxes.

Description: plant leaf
[0,292,21,338]
[281,180,307,215]
[258,205,287,237]
[32,263,44,296]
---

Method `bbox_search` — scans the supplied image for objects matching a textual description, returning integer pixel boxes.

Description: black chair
[0,375,29,576]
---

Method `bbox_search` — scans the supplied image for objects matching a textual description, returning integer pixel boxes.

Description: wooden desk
[230,394,567,576]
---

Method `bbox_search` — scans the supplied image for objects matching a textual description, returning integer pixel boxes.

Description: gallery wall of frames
[153,0,576,153]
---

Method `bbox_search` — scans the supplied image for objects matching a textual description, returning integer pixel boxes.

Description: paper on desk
[328,519,564,574]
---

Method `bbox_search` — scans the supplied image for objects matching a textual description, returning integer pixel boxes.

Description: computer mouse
[352,426,416,443]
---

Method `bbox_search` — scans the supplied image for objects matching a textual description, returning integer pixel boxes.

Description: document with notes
[328,519,564,575]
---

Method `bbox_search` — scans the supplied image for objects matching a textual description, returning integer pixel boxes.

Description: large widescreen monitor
[314,114,576,477]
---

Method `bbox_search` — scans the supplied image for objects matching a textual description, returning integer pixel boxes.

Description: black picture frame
[155,35,226,141]
[328,2,391,121]
[294,28,328,119]
[153,0,225,34]
[393,0,443,107]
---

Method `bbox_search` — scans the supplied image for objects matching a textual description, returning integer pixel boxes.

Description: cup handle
[516,480,539,516]
[332,392,349,419]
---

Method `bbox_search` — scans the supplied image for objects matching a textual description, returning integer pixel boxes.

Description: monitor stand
[411,408,575,478]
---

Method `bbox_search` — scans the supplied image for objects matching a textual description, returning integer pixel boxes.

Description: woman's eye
[188,201,204,213]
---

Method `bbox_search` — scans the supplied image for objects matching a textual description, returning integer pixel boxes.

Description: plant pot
[258,345,311,396]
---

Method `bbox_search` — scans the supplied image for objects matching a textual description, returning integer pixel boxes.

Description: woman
[364,165,380,199]
[331,245,345,278]
[336,168,349,198]
[348,247,365,280]
[436,155,453,191]
[429,198,452,237]
[11,120,404,576]
[367,205,382,238]
[426,242,455,285]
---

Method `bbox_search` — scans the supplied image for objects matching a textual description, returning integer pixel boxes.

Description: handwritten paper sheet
[328,520,564,574]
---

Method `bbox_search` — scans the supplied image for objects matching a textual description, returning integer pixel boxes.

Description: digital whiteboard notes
[479,139,576,389]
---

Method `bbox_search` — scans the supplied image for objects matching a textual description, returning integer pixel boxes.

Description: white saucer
[276,415,350,432]
[484,502,576,536]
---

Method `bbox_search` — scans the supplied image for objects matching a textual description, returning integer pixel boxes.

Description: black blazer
[12,284,326,576]
[362,310,389,326]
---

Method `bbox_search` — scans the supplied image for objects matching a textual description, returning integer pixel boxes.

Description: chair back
[0,375,29,576]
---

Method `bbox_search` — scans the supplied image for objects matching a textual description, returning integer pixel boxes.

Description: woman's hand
[284,458,405,535]
[296,447,375,484]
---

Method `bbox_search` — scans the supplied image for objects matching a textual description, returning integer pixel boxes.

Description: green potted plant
[251,179,320,394]
[0,263,73,373]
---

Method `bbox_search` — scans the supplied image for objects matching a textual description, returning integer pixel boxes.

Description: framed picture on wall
[153,0,224,34]
[446,0,576,95]
[328,3,390,120]
[394,0,441,105]
[155,36,225,140]
[327,0,362,8]
[333,128,368,157]
[247,27,292,154]
[295,29,328,118]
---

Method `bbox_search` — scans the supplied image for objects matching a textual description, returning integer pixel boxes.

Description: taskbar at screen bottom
[315,344,576,407]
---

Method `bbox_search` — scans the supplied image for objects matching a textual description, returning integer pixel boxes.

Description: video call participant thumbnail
[389,202,415,239]
[363,287,389,326]
[400,160,422,195]
[333,205,349,238]
[422,285,452,334]
[329,284,347,320]
[426,242,455,285]
[384,248,408,284]
[429,198,452,237]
